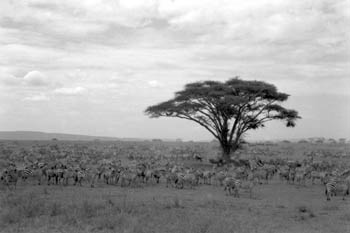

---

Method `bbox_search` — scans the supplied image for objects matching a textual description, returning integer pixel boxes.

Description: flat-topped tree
[145,78,301,163]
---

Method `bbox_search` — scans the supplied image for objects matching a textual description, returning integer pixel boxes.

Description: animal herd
[1,145,350,201]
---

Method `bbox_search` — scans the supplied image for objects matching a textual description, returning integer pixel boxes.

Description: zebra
[119,168,138,187]
[114,167,125,185]
[294,167,311,186]
[202,170,214,185]
[278,165,290,183]
[288,167,296,184]
[143,168,162,184]
[252,168,268,184]
[165,172,178,188]
[234,166,249,180]
[46,167,57,185]
[135,164,147,183]
[151,168,163,184]
[74,169,86,186]
[17,167,33,182]
[54,167,65,185]
[143,169,154,184]
[263,164,277,180]
[324,176,349,201]
[223,177,240,197]
[248,158,264,171]
[102,167,115,185]
[176,173,196,189]
[310,171,327,185]
[213,171,226,186]
[16,163,48,185]
[62,168,75,186]
[224,172,256,198]
[85,167,100,188]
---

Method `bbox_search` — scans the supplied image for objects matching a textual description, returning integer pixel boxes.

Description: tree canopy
[145,78,301,162]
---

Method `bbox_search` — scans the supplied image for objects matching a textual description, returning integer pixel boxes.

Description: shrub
[295,205,316,220]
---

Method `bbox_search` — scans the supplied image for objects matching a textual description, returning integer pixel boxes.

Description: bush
[295,205,315,220]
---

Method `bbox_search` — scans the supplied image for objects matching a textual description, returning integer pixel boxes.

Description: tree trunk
[220,143,232,164]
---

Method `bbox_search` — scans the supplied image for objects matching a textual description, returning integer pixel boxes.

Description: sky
[0,0,349,141]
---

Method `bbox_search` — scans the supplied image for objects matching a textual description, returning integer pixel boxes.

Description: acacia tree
[145,78,301,162]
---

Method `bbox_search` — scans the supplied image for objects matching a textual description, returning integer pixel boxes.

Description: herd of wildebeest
[0,141,350,201]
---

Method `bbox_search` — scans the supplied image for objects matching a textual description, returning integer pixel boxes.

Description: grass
[0,141,349,233]
[0,181,349,233]
[341,213,350,221]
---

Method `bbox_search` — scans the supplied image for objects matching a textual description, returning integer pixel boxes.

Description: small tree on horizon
[145,78,301,162]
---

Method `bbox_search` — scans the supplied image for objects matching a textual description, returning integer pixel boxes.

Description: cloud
[148,80,162,88]
[23,70,48,86]
[0,70,52,89]
[0,0,349,140]
[0,73,21,86]
[23,93,49,101]
[53,86,87,95]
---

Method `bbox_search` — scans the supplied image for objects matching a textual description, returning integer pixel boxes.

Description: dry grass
[0,141,349,233]
[0,181,349,233]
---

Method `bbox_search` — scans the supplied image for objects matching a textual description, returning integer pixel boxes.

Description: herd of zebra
[1,155,349,201]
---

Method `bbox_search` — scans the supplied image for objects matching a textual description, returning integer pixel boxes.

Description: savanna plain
[0,140,349,233]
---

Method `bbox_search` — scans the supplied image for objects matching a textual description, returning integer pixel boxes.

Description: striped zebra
[144,168,161,184]
[17,164,47,185]
[213,171,226,186]
[288,167,296,184]
[17,167,33,182]
[84,167,99,188]
[224,173,256,198]
[74,169,86,186]
[278,165,290,182]
[120,169,138,187]
[325,176,349,201]
[234,166,249,180]
[46,167,57,185]
[252,168,268,184]
[263,164,278,180]
[62,168,75,186]
[165,172,178,188]
[310,171,327,185]
[223,177,240,197]
[54,167,65,185]
[175,173,196,189]
[294,167,310,186]
[102,167,115,185]
[202,170,214,185]
[248,158,264,171]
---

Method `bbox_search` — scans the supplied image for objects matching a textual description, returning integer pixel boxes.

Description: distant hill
[0,131,121,141]
[0,131,183,142]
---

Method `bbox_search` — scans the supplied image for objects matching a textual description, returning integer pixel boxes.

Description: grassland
[1,176,349,233]
[0,141,349,233]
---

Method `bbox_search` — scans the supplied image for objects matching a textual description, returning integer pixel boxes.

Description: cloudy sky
[0,0,349,141]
